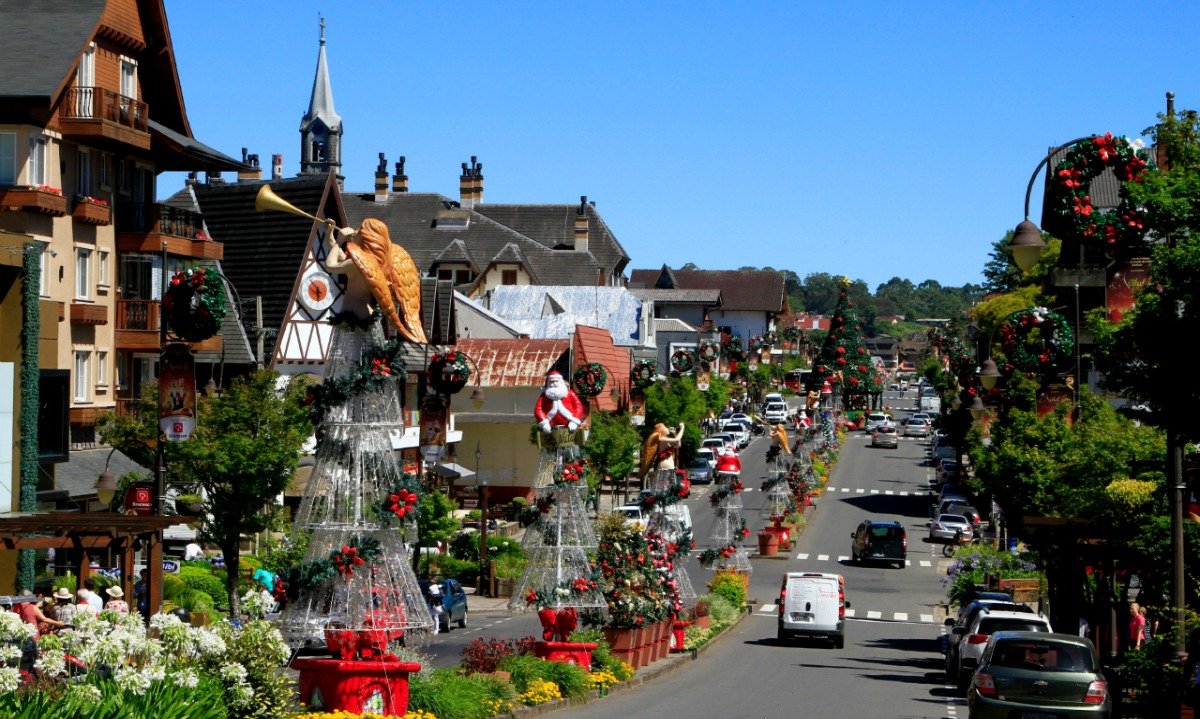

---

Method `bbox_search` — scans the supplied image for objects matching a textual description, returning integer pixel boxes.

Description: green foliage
[417,489,461,551]
[703,593,739,630]
[567,626,611,668]
[490,553,527,579]
[178,566,230,612]
[643,376,708,434]
[706,571,747,609]
[582,410,642,484]
[254,530,310,576]
[209,619,294,719]
[944,545,1043,606]
[496,654,588,697]
[0,676,229,719]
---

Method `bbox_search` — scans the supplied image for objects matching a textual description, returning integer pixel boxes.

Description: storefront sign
[159,344,197,442]
[124,483,156,515]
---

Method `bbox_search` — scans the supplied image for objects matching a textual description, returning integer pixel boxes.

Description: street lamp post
[475,442,489,597]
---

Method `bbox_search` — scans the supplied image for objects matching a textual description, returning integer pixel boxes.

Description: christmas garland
[635,475,686,513]
[1048,132,1150,248]
[670,347,696,373]
[162,267,227,342]
[306,340,408,423]
[428,350,470,395]
[697,339,721,364]
[630,358,659,390]
[287,536,383,594]
[708,478,745,506]
[698,538,745,568]
[722,335,746,361]
[571,363,607,398]
[748,334,770,352]
[377,472,421,527]
[998,307,1075,375]
[523,574,601,610]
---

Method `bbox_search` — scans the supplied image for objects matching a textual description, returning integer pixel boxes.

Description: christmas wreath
[523,574,600,610]
[571,363,607,398]
[748,334,771,352]
[630,358,659,390]
[698,538,746,568]
[378,472,421,527]
[780,326,800,343]
[306,340,408,423]
[998,307,1075,375]
[722,335,746,360]
[286,536,383,594]
[698,339,721,363]
[1048,132,1150,248]
[553,458,588,487]
[428,350,470,395]
[670,347,696,373]
[162,267,227,343]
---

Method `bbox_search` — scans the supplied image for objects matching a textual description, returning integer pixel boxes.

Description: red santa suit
[535,371,587,432]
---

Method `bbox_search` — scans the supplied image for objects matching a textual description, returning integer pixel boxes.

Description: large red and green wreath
[697,339,721,363]
[998,307,1075,375]
[722,335,746,360]
[630,358,659,390]
[162,267,227,342]
[428,350,470,395]
[571,363,608,398]
[670,347,696,373]
[1048,132,1150,248]
[378,472,421,527]
[284,536,383,595]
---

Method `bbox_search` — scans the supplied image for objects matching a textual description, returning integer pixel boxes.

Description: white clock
[299,270,336,313]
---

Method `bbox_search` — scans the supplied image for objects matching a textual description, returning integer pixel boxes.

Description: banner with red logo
[159,343,196,442]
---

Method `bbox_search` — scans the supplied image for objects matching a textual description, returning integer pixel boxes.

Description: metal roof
[483,285,644,346]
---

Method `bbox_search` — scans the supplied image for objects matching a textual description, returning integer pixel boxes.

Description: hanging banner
[1105,256,1151,321]
[159,343,197,442]
[123,482,156,515]
[419,395,447,463]
[696,366,711,392]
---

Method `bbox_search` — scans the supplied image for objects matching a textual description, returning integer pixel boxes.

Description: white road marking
[837,555,850,562]
[817,554,829,561]
[844,608,856,618]
[856,488,865,494]
[919,560,932,567]
[841,487,850,493]
[893,612,908,621]
[759,603,775,614]
[870,489,879,494]
[796,553,809,560]
[885,490,894,495]
[867,610,882,619]
[899,491,909,496]
[920,614,934,623]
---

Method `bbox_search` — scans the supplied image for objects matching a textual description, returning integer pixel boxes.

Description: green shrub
[539,657,590,698]
[429,554,479,584]
[407,668,513,719]
[177,589,215,613]
[568,627,611,668]
[704,593,739,630]
[706,571,746,609]
[497,653,546,692]
[179,566,230,612]
[162,573,187,602]
[491,553,527,580]
[683,624,713,650]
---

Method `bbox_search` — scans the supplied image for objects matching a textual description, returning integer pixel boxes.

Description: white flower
[114,665,154,696]
[34,649,66,677]
[193,628,227,657]
[219,662,248,684]
[66,683,103,703]
[240,588,277,619]
[174,668,200,689]
[0,645,22,666]
[150,613,184,632]
[0,667,20,694]
[0,613,35,643]
[1129,138,1146,151]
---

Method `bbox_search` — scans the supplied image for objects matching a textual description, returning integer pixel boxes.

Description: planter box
[72,201,110,225]
[294,658,419,717]
[0,187,67,216]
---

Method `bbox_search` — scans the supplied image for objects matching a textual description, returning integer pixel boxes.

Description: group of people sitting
[12,575,141,638]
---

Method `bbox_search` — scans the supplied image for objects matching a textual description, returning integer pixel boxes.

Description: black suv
[850,520,907,568]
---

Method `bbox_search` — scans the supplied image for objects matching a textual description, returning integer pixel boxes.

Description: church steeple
[299,16,343,181]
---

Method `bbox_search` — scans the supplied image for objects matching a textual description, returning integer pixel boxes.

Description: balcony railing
[116,299,160,331]
[61,87,148,133]
[117,202,201,237]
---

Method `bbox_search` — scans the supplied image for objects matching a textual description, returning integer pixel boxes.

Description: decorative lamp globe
[979,358,1002,390]
[1008,219,1047,273]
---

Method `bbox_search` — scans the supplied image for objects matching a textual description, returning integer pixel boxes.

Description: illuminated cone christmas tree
[699,454,752,573]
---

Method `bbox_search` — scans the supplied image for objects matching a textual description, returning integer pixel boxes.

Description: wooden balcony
[0,186,68,217]
[69,406,109,426]
[115,299,161,351]
[58,87,150,152]
[116,203,223,260]
[70,302,109,326]
[72,198,111,225]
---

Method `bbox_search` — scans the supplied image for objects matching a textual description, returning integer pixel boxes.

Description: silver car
[904,417,930,437]
[929,513,973,542]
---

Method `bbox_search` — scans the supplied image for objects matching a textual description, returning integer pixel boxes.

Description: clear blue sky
[162,1,1200,291]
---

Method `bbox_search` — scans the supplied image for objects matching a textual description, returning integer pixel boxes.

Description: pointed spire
[305,14,341,131]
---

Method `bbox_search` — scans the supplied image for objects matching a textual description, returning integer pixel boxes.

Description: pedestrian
[76,588,98,617]
[133,569,150,620]
[80,577,104,613]
[1077,614,1089,639]
[184,541,204,561]
[1129,602,1146,650]
[104,586,130,614]
[15,588,62,638]
[49,587,78,628]
[427,582,443,635]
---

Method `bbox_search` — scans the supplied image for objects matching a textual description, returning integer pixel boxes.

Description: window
[77,149,91,198]
[74,350,90,402]
[437,269,453,281]
[28,135,47,186]
[97,250,109,289]
[76,43,95,116]
[75,247,91,299]
[501,269,518,286]
[95,351,108,389]
[456,269,471,284]
[98,152,110,189]
[0,132,14,185]
[119,56,137,102]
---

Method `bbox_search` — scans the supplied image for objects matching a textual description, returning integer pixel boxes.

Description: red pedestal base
[293,657,420,716]
[671,620,692,652]
[532,640,597,667]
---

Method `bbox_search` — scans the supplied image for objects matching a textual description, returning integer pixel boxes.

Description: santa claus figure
[534,371,588,433]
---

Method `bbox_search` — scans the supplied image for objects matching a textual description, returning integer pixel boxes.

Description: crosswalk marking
[867,610,882,619]
[837,555,850,562]
[920,614,934,623]
[899,491,909,496]
[919,560,932,567]
[796,553,809,560]
[870,489,879,494]
[759,603,775,614]
[856,488,864,493]
[841,487,850,493]
[845,608,856,618]
[885,490,894,495]
[893,612,908,621]
[817,554,829,561]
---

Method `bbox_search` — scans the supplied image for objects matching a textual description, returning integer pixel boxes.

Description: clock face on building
[299,270,336,313]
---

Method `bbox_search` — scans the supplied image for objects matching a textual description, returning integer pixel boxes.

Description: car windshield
[991,640,1094,672]
[688,460,709,470]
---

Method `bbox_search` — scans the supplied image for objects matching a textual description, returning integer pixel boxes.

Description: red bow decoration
[388,489,418,519]
[332,544,365,578]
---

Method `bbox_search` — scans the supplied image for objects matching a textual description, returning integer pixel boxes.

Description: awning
[426,463,476,480]
[149,120,251,172]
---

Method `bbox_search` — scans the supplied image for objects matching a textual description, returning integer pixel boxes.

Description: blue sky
[162,1,1200,292]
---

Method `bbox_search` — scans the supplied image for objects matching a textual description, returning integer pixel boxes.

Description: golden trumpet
[254,185,339,230]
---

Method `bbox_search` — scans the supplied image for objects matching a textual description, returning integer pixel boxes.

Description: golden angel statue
[639,422,685,478]
[325,218,426,344]
[771,423,792,455]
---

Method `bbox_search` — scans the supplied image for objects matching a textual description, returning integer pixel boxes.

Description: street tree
[582,410,642,486]
[98,370,311,613]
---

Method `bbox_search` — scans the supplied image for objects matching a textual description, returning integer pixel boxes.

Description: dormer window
[435,209,470,230]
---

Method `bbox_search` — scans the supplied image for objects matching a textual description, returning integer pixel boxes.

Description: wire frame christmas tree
[699,466,752,573]
[508,450,607,616]
[279,322,434,649]
[643,469,697,609]
[760,464,796,520]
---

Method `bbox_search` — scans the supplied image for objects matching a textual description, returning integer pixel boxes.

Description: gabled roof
[629,287,721,306]
[654,317,697,333]
[573,325,629,412]
[340,192,629,288]
[629,267,787,313]
[431,239,477,270]
[453,338,569,387]
[0,1,105,101]
[484,285,644,346]
[473,203,630,280]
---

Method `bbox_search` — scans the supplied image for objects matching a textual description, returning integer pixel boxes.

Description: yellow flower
[516,677,562,705]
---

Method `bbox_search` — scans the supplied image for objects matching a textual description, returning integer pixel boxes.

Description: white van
[763,402,788,423]
[777,572,849,648]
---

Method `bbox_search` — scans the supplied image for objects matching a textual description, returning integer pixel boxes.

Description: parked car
[871,425,899,449]
[929,513,973,542]
[761,393,785,410]
[952,609,1053,691]
[945,600,1036,678]
[967,632,1110,718]
[720,423,750,449]
[776,572,848,648]
[944,503,982,530]
[418,578,469,632]
[696,447,717,469]
[613,505,646,531]
[934,495,971,518]
[701,438,732,456]
[863,412,893,432]
[904,417,930,438]
[850,520,907,568]
[710,433,739,454]
[686,458,714,485]
[937,459,962,485]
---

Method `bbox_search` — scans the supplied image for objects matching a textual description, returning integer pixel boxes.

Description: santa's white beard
[543,381,569,401]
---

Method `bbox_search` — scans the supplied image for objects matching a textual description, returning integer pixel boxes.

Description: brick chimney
[1158,91,1175,173]
[392,156,408,193]
[460,156,482,208]
[574,195,589,253]
[374,152,389,202]
[271,154,283,181]
[237,148,263,182]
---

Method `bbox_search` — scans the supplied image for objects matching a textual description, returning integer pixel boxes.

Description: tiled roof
[432,239,477,269]
[573,325,630,412]
[654,317,697,333]
[0,1,105,99]
[629,288,721,305]
[484,286,644,346]
[473,203,630,280]
[453,339,569,387]
[628,267,786,313]
[54,448,144,500]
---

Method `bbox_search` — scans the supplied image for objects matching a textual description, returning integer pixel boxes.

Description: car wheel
[440,614,450,632]
[833,635,844,649]
[956,668,970,692]
[458,611,467,629]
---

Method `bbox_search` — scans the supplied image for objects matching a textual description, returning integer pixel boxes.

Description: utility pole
[255,295,264,369]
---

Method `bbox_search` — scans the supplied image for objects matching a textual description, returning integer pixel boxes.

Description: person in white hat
[105,586,129,615]
[50,587,78,627]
